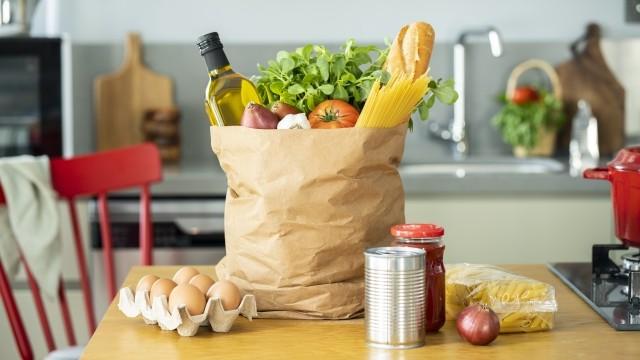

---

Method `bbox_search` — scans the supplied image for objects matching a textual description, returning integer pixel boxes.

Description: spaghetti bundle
[355,72,430,128]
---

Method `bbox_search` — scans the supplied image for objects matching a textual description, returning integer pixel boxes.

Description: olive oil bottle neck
[202,48,231,73]
[208,65,234,78]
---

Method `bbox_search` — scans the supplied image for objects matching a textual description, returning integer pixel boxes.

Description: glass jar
[390,224,445,332]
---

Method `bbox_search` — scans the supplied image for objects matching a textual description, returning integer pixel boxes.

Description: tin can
[364,247,426,349]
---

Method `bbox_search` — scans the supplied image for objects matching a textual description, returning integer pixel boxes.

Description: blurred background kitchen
[1,0,639,357]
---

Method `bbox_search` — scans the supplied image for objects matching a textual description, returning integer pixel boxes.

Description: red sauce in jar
[391,224,446,332]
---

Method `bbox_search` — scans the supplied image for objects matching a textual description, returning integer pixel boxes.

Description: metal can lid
[364,247,425,271]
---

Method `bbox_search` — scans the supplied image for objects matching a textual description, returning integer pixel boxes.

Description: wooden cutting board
[555,23,625,156]
[95,33,174,151]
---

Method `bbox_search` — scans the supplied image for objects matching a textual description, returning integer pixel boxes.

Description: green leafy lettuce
[252,39,457,126]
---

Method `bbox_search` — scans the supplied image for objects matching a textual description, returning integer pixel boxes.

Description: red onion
[241,102,279,129]
[456,304,500,345]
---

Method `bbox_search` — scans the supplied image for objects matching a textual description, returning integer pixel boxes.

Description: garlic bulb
[277,113,311,130]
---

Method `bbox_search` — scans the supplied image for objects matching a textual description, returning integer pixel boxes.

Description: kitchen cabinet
[406,194,613,264]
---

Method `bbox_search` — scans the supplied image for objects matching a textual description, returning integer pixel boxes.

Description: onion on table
[456,304,500,346]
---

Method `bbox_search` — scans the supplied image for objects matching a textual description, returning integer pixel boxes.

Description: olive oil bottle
[196,32,260,126]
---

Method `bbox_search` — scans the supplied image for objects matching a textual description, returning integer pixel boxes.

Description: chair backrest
[0,143,162,360]
[51,142,162,197]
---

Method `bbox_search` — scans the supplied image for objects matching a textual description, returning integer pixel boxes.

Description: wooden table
[82,265,637,359]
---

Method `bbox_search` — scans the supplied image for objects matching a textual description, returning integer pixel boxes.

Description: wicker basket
[505,59,563,158]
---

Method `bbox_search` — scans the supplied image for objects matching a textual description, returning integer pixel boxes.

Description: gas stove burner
[548,243,640,330]
[622,253,640,272]
[621,252,640,305]
[592,244,627,276]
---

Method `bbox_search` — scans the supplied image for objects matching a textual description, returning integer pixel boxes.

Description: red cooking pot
[584,146,640,247]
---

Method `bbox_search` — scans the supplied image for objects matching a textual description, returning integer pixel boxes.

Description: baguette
[385,22,435,80]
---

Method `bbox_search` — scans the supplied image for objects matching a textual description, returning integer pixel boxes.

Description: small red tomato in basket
[511,86,540,105]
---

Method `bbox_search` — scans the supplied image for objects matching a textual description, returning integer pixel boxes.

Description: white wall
[406,196,613,264]
[603,39,640,135]
[36,0,640,43]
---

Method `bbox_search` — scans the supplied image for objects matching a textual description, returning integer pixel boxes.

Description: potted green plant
[492,59,566,158]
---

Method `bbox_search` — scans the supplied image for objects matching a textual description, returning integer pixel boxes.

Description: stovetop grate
[548,261,640,330]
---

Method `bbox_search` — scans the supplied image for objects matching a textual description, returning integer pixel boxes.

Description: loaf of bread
[385,22,435,80]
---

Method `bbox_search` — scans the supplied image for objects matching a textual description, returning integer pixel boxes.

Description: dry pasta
[355,71,430,128]
[446,263,557,333]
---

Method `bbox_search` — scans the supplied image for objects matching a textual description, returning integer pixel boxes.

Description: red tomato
[511,86,540,105]
[308,100,359,129]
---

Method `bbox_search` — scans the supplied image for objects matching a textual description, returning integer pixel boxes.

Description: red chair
[0,143,162,360]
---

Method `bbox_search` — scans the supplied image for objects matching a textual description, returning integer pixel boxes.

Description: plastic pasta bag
[445,264,557,333]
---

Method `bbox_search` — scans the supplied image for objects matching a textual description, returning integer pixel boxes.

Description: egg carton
[117,287,257,336]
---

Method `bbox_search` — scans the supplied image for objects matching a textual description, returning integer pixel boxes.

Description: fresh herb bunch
[253,39,457,122]
[412,78,457,129]
[492,89,566,149]
[254,40,387,114]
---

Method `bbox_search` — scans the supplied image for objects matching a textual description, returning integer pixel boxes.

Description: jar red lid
[390,224,444,238]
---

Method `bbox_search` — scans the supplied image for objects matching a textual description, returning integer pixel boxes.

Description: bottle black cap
[196,32,224,55]
[196,32,230,71]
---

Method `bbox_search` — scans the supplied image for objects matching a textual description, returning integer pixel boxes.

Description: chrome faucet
[429,27,503,159]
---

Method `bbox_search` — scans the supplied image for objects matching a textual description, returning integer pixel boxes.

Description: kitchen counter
[82,265,635,359]
[137,163,610,197]
[401,171,609,195]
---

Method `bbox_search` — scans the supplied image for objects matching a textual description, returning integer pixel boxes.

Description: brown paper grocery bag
[210,125,407,319]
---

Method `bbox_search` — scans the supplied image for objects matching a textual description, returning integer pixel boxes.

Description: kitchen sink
[399,157,565,177]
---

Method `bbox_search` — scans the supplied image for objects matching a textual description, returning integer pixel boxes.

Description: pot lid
[610,146,640,172]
